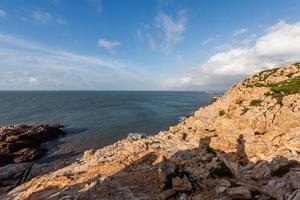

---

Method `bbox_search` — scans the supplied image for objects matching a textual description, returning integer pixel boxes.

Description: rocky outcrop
[1,63,300,200]
[0,124,65,166]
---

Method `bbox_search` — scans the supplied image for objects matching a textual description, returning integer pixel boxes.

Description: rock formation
[0,124,65,166]
[1,63,300,200]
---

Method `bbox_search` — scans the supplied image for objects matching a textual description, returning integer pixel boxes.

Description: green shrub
[287,73,294,78]
[258,68,279,81]
[250,99,262,107]
[263,76,300,105]
[270,76,300,96]
[219,110,226,116]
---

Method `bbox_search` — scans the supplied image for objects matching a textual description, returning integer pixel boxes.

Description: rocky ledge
[1,63,300,200]
[0,124,65,166]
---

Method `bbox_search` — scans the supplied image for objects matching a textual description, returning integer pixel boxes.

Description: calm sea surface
[0,91,215,156]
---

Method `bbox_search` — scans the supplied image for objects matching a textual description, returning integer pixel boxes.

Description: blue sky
[0,0,300,90]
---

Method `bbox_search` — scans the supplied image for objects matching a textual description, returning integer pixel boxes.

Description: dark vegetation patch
[204,128,216,132]
[251,190,264,200]
[287,73,294,78]
[206,146,216,155]
[241,107,249,115]
[250,99,262,107]
[264,76,300,105]
[257,68,280,81]
[269,76,300,97]
[241,63,300,105]
[271,161,300,177]
[236,99,243,105]
[164,167,195,191]
[210,162,233,178]
[254,131,265,135]
[219,110,226,116]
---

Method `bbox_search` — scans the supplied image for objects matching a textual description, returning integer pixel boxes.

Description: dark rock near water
[0,124,65,166]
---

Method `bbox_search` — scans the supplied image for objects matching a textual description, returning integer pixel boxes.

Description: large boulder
[0,124,65,166]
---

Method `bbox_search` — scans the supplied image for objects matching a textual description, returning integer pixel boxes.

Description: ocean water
[0,91,215,155]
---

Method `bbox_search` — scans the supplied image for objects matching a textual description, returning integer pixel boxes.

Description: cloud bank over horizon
[0,33,151,90]
[162,21,300,90]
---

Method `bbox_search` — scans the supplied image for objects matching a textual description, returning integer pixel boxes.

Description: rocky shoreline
[0,124,65,166]
[1,63,300,200]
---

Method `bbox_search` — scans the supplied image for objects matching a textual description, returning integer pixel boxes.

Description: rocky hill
[1,63,300,200]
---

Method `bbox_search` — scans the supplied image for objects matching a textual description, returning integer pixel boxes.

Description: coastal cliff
[1,63,300,200]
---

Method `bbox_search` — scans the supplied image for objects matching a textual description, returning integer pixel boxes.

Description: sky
[0,0,300,91]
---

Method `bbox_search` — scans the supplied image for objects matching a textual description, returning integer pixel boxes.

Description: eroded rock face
[0,124,65,166]
[1,63,300,200]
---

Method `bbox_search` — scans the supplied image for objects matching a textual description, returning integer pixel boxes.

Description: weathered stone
[287,189,300,200]
[158,157,175,182]
[227,186,251,199]
[172,176,192,191]
[249,161,272,179]
[0,162,32,181]
[191,193,204,200]
[157,189,175,200]
[218,179,231,187]
[216,185,227,194]
[288,171,300,189]
[0,124,65,166]
[211,96,219,103]
[178,193,188,200]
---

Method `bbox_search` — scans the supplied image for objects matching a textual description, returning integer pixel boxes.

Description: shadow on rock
[18,134,300,200]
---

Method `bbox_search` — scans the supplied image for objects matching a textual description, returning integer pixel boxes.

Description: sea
[0,91,216,157]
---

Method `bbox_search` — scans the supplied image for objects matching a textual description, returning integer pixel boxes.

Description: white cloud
[233,28,248,36]
[155,10,187,52]
[0,9,6,18]
[31,10,67,25]
[162,21,300,90]
[98,39,121,55]
[32,11,51,24]
[29,76,38,84]
[138,9,187,53]
[202,37,214,45]
[88,0,102,13]
[0,33,144,90]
